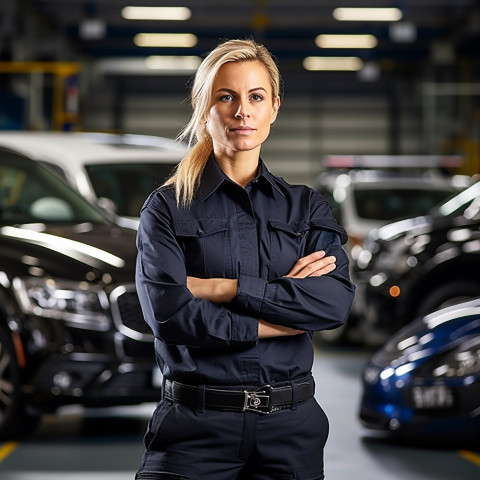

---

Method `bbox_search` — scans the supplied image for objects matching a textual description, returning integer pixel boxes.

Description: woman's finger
[307,261,336,277]
[287,254,336,278]
[287,250,326,277]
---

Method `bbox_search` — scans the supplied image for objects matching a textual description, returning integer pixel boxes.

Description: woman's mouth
[230,126,255,135]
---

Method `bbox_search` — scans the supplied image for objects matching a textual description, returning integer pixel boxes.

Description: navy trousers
[135,396,329,479]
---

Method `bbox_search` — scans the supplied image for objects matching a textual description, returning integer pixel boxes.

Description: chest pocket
[174,219,231,278]
[268,219,309,279]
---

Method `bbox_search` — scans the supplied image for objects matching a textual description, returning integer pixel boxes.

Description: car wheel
[0,325,40,439]
[416,281,480,318]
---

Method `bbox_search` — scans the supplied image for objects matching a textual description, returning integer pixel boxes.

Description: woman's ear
[271,96,281,124]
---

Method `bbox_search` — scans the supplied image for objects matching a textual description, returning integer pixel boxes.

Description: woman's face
[206,60,280,156]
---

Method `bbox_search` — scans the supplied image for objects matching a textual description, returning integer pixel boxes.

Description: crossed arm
[187,250,336,339]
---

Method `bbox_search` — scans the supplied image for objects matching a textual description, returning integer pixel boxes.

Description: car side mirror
[29,197,74,221]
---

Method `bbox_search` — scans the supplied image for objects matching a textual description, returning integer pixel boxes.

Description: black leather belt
[163,377,315,414]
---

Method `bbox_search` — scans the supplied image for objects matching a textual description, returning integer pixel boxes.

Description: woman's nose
[234,102,249,119]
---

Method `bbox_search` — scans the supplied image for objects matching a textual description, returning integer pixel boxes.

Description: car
[0,131,188,228]
[359,298,480,446]
[314,154,470,344]
[0,145,160,439]
[315,155,468,249]
[354,179,480,339]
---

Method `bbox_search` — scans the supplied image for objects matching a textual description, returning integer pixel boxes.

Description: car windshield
[354,188,455,221]
[86,162,177,217]
[0,150,108,225]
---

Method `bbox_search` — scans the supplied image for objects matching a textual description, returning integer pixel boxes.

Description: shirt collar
[196,156,285,201]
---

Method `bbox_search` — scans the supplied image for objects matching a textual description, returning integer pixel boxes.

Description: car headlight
[13,277,111,331]
[429,336,480,378]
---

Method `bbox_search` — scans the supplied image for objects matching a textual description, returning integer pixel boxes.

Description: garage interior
[0,1,479,479]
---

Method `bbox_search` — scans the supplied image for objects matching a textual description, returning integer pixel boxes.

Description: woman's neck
[215,149,260,188]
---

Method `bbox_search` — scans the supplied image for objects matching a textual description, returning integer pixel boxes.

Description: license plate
[411,385,455,409]
[152,367,163,388]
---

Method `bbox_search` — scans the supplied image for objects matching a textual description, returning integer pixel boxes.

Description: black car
[354,180,480,337]
[0,147,158,439]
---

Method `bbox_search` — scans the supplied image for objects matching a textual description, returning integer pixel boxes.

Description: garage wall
[82,91,422,186]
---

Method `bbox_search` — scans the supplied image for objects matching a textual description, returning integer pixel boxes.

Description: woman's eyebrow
[215,87,268,94]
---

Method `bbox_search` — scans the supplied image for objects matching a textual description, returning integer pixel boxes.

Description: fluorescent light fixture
[134,33,197,47]
[303,56,363,71]
[333,8,403,22]
[389,22,417,43]
[315,34,377,48]
[145,55,201,71]
[79,18,106,40]
[93,57,201,75]
[122,6,191,21]
[357,61,380,81]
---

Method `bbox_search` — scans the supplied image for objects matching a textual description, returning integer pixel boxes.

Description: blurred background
[0,1,479,479]
[1,0,479,182]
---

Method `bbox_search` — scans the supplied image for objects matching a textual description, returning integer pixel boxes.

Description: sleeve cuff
[231,311,258,344]
[232,274,266,316]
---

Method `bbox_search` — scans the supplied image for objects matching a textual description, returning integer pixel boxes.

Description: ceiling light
[145,55,201,72]
[79,18,106,40]
[357,62,380,81]
[333,8,403,22]
[122,7,191,21]
[134,33,198,48]
[303,56,363,71]
[389,22,417,43]
[93,57,201,75]
[315,34,377,49]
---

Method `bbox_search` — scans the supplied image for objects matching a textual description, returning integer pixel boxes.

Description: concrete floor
[0,345,479,480]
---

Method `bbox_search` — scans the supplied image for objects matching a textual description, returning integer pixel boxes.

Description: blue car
[359,298,480,446]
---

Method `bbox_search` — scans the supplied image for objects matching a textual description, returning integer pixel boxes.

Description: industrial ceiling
[1,0,479,94]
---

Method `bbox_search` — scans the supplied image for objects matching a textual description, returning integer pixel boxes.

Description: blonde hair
[164,38,281,207]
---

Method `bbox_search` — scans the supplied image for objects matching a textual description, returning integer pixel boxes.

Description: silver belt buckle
[242,386,271,414]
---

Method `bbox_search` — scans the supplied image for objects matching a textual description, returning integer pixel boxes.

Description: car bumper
[359,381,480,445]
[18,315,161,412]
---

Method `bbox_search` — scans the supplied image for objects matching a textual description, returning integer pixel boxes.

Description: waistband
[163,377,315,414]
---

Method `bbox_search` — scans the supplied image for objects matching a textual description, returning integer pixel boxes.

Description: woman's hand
[257,250,336,338]
[187,250,335,338]
[285,250,336,278]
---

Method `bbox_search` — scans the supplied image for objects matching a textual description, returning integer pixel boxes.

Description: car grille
[110,284,153,342]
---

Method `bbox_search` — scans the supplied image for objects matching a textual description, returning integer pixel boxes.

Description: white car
[314,155,471,344]
[0,131,188,228]
[315,156,470,256]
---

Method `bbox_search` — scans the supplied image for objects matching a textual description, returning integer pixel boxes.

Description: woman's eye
[219,94,233,101]
[251,94,264,101]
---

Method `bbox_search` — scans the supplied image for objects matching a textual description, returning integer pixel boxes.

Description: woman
[135,38,355,480]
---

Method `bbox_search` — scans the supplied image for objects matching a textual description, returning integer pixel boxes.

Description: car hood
[0,223,137,284]
[372,215,433,242]
[371,298,480,369]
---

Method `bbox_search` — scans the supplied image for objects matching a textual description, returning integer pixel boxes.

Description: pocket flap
[268,219,309,237]
[175,219,227,237]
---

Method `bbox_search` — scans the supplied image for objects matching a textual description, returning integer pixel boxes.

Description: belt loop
[161,377,168,400]
[197,385,206,413]
[290,382,299,411]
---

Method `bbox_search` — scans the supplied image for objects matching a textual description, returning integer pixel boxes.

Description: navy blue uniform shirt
[136,157,355,387]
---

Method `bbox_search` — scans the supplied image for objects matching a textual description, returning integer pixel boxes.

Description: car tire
[415,281,480,318]
[0,325,41,440]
